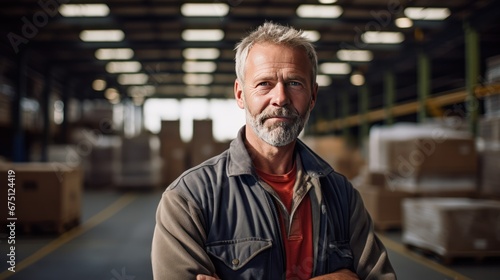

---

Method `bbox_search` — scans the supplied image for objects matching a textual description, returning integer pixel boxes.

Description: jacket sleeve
[151,188,216,279]
[349,186,397,280]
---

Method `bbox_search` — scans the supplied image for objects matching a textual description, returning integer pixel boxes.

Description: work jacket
[152,127,396,279]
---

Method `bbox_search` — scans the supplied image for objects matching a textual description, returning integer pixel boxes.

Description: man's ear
[234,79,245,109]
[310,82,318,110]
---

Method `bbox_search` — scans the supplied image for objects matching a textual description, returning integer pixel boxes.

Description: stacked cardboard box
[189,120,230,167]
[356,172,414,230]
[369,123,477,195]
[159,120,187,186]
[0,163,83,234]
[115,134,162,189]
[478,116,500,196]
[85,136,120,188]
[301,135,365,180]
[403,198,500,259]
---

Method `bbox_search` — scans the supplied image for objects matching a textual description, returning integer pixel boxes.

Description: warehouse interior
[1,0,500,279]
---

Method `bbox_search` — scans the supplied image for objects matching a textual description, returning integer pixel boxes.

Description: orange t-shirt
[257,165,314,279]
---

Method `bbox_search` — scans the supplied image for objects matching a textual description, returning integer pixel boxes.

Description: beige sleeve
[349,188,397,280]
[151,189,216,279]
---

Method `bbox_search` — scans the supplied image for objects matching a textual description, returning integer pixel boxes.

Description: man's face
[235,43,318,147]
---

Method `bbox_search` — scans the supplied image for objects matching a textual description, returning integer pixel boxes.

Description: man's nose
[271,83,289,107]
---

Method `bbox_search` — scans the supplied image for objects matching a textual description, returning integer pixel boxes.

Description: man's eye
[288,81,301,86]
[258,82,270,86]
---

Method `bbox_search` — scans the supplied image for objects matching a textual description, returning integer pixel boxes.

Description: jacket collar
[227,126,334,178]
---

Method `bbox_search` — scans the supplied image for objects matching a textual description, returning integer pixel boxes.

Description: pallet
[405,243,500,265]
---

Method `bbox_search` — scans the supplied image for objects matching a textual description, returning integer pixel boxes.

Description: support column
[464,22,480,135]
[417,50,431,123]
[358,84,369,142]
[41,67,53,162]
[341,90,350,138]
[384,70,396,125]
[12,50,27,162]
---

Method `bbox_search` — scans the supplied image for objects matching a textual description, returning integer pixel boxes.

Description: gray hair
[234,22,318,87]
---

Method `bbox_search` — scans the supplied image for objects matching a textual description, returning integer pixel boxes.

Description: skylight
[95,48,134,60]
[182,61,217,73]
[80,30,124,42]
[319,63,351,75]
[106,61,142,73]
[337,49,373,62]
[181,3,229,17]
[182,48,220,60]
[296,5,343,18]
[404,7,451,20]
[59,4,109,17]
[182,29,224,41]
[361,31,404,44]
[117,73,149,85]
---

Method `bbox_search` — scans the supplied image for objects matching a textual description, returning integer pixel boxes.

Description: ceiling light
[404,7,451,20]
[95,48,134,60]
[183,74,213,85]
[128,86,155,97]
[185,86,210,97]
[92,79,106,91]
[182,29,224,41]
[337,49,373,62]
[319,63,351,75]
[318,0,338,3]
[350,72,365,86]
[182,48,220,60]
[117,73,149,85]
[395,17,413,28]
[105,88,119,100]
[361,31,404,44]
[59,4,109,17]
[183,61,217,73]
[181,3,229,17]
[106,61,142,73]
[296,5,343,18]
[303,30,321,42]
[80,30,124,42]
[316,75,332,87]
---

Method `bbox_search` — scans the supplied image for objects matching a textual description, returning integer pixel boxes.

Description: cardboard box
[0,163,83,233]
[480,149,500,196]
[159,120,182,146]
[301,136,365,180]
[386,138,477,193]
[403,198,500,257]
[192,120,214,142]
[357,185,414,230]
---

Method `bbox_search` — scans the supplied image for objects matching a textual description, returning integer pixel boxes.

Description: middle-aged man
[152,22,396,280]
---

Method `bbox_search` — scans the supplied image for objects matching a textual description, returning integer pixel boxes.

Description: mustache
[258,107,299,122]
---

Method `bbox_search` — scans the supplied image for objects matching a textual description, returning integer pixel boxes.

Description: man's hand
[310,268,360,280]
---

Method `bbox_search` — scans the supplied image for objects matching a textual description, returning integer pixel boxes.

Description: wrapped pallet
[368,122,477,195]
[402,198,500,261]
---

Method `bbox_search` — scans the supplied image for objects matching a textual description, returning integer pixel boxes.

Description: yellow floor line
[378,233,472,280]
[0,193,137,279]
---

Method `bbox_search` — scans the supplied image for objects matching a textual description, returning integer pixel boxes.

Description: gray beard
[246,106,310,147]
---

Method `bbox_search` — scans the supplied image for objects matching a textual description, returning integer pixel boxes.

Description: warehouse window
[144,98,245,142]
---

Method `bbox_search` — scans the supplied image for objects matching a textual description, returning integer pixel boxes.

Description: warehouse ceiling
[1,0,500,105]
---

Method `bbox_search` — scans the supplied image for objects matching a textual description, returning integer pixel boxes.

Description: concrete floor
[1,190,499,280]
